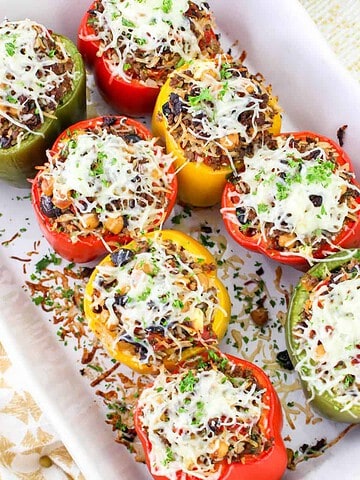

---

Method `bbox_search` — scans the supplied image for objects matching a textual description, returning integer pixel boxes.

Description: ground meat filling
[160,56,278,170]
[36,117,175,241]
[226,135,360,257]
[0,19,75,149]
[89,237,220,366]
[86,0,221,86]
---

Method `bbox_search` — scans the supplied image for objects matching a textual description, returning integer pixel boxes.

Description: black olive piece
[113,293,128,307]
[189,86,201,97]
[200,225,212,234]
[235,207,247,225]
[256,266,264,276]
[121,334,148,359]
[138,346,149,360]
[131,174,141,183]
[309,194,323,207]
[169,93,183,116]
[147,300,159,311]
[124,133,142,143]
[121,428,137,442]
[208,417,221,434]
[102,116,117,126]
[110,248,135,267]
[40,195,62,218]
[0,136,12,148]
[162,101,171,117]
[145,325,165,334]
[276,350,294,371]
[299,444,309,453]
[78,266,94,279]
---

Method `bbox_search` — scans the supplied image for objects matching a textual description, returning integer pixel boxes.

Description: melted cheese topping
[81,0,209,82]
[138,366,266,480]
[43,130,174,236]
[90,238,221,363]
[183,60,271,145]
[294,266,360,413]
[163,56,277,169]
[0,19,74,140]
[225,136,360,258]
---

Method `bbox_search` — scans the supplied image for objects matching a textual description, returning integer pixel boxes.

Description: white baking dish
[1,1,360,479]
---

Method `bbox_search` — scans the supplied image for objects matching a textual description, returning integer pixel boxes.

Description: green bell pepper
[0,33,86,188]
[286,249,360,423]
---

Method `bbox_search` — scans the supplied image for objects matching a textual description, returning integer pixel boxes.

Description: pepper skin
[0,34,86,188]
[286,250,360,423]
[31,116,177,264]
[221,131,360,271]
[134,349,287,480]
[152,61,281,208]
[83,230,231,374]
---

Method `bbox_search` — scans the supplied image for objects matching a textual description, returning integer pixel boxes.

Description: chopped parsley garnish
[257,203,269,214]
[163,447,175,465]
[188,87,214,107]
[306,161,335,186]
[199,233,215,248]
[35,253,62,272]
[275,182,289,201]
[220,62,232,80]
[172,299,184,309]
[122,18,136,28]
[162,0,173,14]
[179,370,197,393]
[137,287,152,301]
[5,42,16,56]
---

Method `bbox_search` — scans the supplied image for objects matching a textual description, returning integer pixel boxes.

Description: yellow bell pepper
[152,58,281,207]
[84,229,231,374]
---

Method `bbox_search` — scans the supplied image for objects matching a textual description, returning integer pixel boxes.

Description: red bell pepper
[77,4,158,116]
[31,116,177,263]
[77,1,220,116]
[221,131,360,271]
[134,349,287,480]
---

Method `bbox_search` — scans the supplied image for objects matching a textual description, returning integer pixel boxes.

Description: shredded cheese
[224,135,360,258]
[163,56,278,169]
[138,365,266,480]
[81,0,215,83]
[90,237,222,364]
[0,19,74,144]
[294,263,360,413]
[184,59,270,144]
[41,129,175,237]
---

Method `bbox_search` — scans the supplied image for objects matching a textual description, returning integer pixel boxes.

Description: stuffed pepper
[152,55,281,207]
[286,249,360,423]
[77,0,221,115]
[0,19,86,187]
[221,131,360,270]
[31,116,177,263]
[134,348,287,480]
[84,230,231,373]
